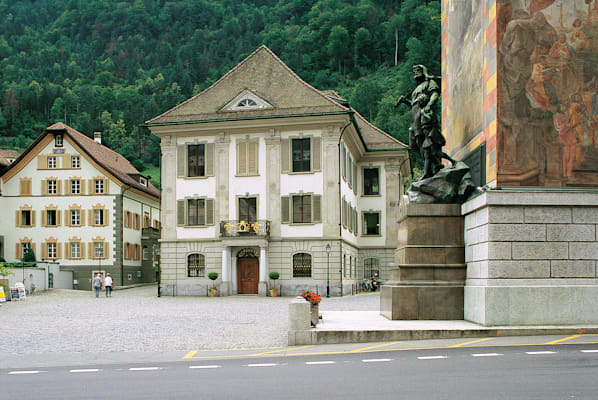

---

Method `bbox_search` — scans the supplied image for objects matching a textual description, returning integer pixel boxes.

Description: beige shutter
[80,242,86,259]
[65,243,71,260]
[42,243,48,260]
[80,210,85,226]
[206,199,215,225]
[88,209,93,226]
[31,210,36,227]
[80,179,86,195]
[124,211,128,228]
[42,180,48,196]
[42,210,47,227]
[103,209,109,226]
[89,180,94,195]
[57,209,62,226]
[177,145,186,178]
[16,243,22,259]
[15,210,20,227]
[37,155,47,169]
[311,137,321,172]
[88,243,93,259]
[312,195,322,223]
[56,180,62,195]
[237,141,247,175]
[281,139,290,173]
[66,179,71,195]
[248,141,258,174]
[104,242,109,259]
[177,200,185,226]
[27,180,32,195]
[57,243,62,259]
[65,210,70,227]
[19,180,25,195]
[205,143,215,177]
[281,196,290,223]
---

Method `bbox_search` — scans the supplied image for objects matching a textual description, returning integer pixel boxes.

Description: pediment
[222,89,273,111]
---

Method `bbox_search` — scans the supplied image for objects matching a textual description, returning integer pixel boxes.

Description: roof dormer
[222,89,273,111]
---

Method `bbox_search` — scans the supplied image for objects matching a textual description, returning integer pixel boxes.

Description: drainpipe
[338,118,352,297]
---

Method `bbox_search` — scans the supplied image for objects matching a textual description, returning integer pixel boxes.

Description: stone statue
[395,64,481,204]
[395,64,456,180]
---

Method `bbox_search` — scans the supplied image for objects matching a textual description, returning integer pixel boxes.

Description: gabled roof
[0,153,9,168]
[2,122,160,199]
[0,149,20,159]
[146,44,406,152]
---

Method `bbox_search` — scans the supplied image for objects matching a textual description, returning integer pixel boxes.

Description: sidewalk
[291,311,598,345]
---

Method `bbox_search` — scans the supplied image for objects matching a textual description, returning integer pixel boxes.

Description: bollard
[288,296,312,345]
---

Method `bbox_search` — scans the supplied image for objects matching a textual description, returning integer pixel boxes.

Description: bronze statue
[395,64,455,180]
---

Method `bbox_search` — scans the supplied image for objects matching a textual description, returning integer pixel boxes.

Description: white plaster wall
[357,162,387,247]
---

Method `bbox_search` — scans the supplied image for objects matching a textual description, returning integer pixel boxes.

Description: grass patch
[140,165,161,189]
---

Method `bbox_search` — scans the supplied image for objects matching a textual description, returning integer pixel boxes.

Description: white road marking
[129,367,161,371]
[525,351,556,355]
[247,363,278,367]
[189,365,221,369]
[362,359,392,363]
[70,369,101,373]
[417,356,447,360]
[305,361,335,365]
[472,353,503,357]
[581,350,598,353]
[8,370,42,375]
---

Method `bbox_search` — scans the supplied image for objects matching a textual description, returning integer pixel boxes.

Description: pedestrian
[93,273,102,298]
[104,273,113,297]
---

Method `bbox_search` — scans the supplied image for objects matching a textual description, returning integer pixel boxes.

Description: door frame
[237,256,259,294]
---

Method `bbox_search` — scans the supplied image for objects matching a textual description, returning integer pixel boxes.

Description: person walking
[93,273,102,298]
[104,273,113,297]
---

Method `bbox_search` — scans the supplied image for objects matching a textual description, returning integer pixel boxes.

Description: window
[188,254,205,277]
[236,98,257,107]
[47,156,57,169]
[21,242,31,259]
[71,156,80,168]
[139,177,147,186]
[237,140,259,175]
[363,212,381,236]
[364,257,379,279]
[47,210,57,226]
[71,210,80,226]
[20,210,32,227]
[94,242,104,259]
[48,179,57,194]
[125,211,132,228]
[363,168,380,195]
[71,179,80,194]
[292,253,312,278]
[55,134,63,147]
[292,138,311,172]
[188,144,205,177]
[134,213,140,230]
[143,246,149,261]
[292,195,311,223]
[94,209,104,226]
[71,242,81,259]
[281,194,321,224]
[47,242,57,259]
[94,179,104,194]
[188,199,205,226]
[238,197,257,222]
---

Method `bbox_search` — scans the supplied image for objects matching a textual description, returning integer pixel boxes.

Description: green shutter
[206,199,215,225]
[342,198,347,228]
[205,143,215,177]
[177,200,185,226]
[311,137,321,172]
[177,145,186,178]
[281,196,290,223]
[341,145,346,178]
[281,139,290,173]
[312,195,321,223]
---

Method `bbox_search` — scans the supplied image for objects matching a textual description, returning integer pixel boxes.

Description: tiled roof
[0,149,20,159]
[0,153,9,168]
[45,123,160,198]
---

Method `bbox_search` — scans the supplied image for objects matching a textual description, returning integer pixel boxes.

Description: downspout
[338,118,353,297]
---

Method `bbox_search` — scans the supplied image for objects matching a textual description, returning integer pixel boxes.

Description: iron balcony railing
[219,220,271,238]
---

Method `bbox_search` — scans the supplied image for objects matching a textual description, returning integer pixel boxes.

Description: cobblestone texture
[1,286,379,355]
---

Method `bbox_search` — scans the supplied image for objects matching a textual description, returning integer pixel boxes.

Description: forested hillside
[0,0,440,179]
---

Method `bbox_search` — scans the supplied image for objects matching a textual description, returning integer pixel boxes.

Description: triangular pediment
[146,45,346,124]
[222,89,273,111]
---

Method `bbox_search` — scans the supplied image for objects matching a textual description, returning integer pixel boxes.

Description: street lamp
[325,243,331,298]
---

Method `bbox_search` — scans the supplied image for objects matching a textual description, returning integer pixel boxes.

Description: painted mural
[498,0,598,186]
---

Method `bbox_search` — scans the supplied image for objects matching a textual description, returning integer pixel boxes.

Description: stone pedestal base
[381,202,465,320]
[220,281,231,297]
[258,281,267,296]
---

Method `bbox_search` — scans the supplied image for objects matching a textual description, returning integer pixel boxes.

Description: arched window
[293,253,312,278]
[188,253,205,277]
[236,98,258,107]
[364,257,379,279]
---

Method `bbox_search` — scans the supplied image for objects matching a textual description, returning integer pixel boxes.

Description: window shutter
[30,243,36,258]
[312,195,321,223]
[42,180,48,196]
[88,210,93,226]
[66,179,71,195]
[103,179,109,193]
[177,200,185,226]
[89,180,94,195]
[206,199,215,225]
[65,243,71,260]
[32,211,36,226]
[237,141,247,175]
[16,243,22,260]
[37,155,47,169]
[353,163,358,194]
[80,210,85,226]
[342,145,346,178]
[19,180,25,195]
[342,199,347,228]
[56,180,62,195]
[177,145,186,178]
[248,141,258,174]
[80,179,86,195]
[104,242,109,259]
[15,210,20,227]
[88,243,93,259]
[281,196,290,223]
[57,210,62,226]
[42,210,47,227]
[80,243,86,259]
[57,243,62,259]
[348,206,353,233]
[205,143,215,177]
[281,139,290,173]
[42,243,48,260]
[354,209,359,235]
[103,210,109,226]
[64,210,70,227]
[311,137,321,172]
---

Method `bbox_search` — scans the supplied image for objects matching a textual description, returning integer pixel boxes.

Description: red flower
[298,290,322,305]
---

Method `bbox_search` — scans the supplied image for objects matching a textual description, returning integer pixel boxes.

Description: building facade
[147,46,410,297]
[0,123,160,290]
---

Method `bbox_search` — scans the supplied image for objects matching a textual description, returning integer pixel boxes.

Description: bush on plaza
[207,272,218,289]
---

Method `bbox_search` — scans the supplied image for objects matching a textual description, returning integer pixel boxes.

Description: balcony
[219,220,271,238]
[141,227,160,240]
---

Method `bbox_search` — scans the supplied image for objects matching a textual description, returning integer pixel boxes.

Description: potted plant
[298,289,322,327]
[268,271,280,297]
[208,272,218,297]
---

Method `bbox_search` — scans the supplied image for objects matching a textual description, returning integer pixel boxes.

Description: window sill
[234,173,260,177]
[287,222,319,226]
[180,175,211,180]
[183,225,210,228]
[286,171,315,175]
[361,194,382,197]
[361,234,382,237]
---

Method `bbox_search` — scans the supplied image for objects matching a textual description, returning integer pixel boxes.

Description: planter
[310,304,319,327]
[209,288,217,297]
[269,288,278,297]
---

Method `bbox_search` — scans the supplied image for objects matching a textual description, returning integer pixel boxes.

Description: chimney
[94,131,102,144]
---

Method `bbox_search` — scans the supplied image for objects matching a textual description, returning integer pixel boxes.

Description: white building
[0,123,161,290]
[146,46,410,297]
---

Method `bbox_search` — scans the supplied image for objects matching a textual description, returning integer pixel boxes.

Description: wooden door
[237,257,259,294]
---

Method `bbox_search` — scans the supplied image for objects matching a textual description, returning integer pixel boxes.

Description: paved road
[0,285,379,355]
[3,342,598,399]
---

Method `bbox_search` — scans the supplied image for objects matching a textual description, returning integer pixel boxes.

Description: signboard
[0,287,5,303]
[10,288,20,300]
[53,148,65,154]
[463,143,486,187]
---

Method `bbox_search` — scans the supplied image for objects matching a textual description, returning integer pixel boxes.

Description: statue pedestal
[381,202,465,320]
